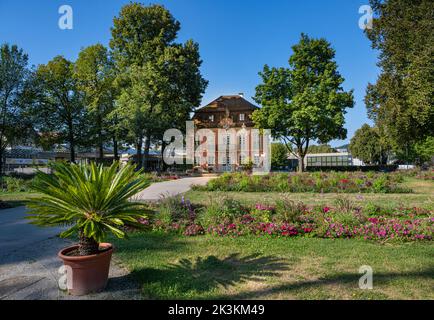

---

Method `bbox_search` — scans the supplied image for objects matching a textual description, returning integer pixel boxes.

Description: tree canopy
[110,3,207,170]
[253,34,354,172]
[271,143,289,168]
[349,124,389,165]
[74,44,116,161]
[365,0,434,155]
[29,56,87,162]
[307,144,336,154]
[0,44,32,175]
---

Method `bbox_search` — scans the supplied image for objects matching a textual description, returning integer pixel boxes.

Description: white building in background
[287,149,366,169]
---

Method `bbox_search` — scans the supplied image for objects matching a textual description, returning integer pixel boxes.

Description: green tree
[0,44,32,175]
[414,136,434,165]
[110,3,207,170]
[365,0,434,155]
[307,144,336,154]
[271,143,288,168]
[349,124,389,165]
[74,44,116,162]
[30,56,87,162]
[253,34,354,172]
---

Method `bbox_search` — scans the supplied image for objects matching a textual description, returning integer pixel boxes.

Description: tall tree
[365,0,434,155]
[414,136,434,165]
[74,44,115,162]
[0,44,32,175]
[110,3,207,170]
[271,143,288,168]
[253,34,354,172]
[308,144,336,154]
[30,56,87,162]
[349,124,389,165]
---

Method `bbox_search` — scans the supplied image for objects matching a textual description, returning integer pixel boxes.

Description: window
[239,114,245,121]
[209,115,214,122]
[254,155,260,165]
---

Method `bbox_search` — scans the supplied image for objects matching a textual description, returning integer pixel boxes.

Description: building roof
[194,95,259,115]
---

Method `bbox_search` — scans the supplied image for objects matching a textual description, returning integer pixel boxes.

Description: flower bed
[140,196,433,242]
[193,172,412,193]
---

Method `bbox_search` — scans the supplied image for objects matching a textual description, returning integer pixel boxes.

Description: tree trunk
[161,140,167,172]
[67,119,76,163]
[98,114,104,163]
[143,133,151,172]
[298,155,305,173]
[78,230,99,256]
[113,136,119,161]
[98,139,104,163]
[297,139,309,173]
[0,147,4,178]
[136,137,143,170]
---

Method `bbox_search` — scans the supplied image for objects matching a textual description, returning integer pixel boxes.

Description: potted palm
[27,161,150,296]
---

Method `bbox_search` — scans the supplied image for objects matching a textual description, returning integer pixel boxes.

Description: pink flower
[368,218,379,224]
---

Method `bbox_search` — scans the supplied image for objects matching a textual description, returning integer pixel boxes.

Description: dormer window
[209,115,214,122]
[239,114,245,121]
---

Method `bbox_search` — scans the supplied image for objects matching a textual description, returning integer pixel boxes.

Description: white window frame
[239,113,245,121]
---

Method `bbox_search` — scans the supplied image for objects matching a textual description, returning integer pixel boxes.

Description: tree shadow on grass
[130,253,290,299]
[112,232,188,255]
[213,268,434,299]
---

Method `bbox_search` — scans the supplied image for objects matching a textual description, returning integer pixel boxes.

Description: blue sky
[0,0,378,147]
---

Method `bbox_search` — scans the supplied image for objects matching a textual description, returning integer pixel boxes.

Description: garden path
[133,176,215,201]
[0,206,141,300]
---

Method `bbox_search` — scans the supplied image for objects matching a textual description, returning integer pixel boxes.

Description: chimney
[238,93,244,98]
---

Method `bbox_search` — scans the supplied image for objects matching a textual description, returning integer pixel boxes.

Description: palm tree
[27,161,150,255]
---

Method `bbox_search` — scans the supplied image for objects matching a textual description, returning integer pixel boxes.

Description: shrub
[334,197,357,213]
[148,196,433,242]
[27,162,150,256]
[197,195,246,228]
[200,172,412,193]
[372,176,388,193]
[275,195,307,223]
[1,176,32,192]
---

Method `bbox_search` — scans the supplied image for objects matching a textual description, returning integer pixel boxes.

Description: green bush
[372,176,387,193]
[199,171,412,194]
[197,195,246,228]
[1,177,32,193]
[275,195,306,223]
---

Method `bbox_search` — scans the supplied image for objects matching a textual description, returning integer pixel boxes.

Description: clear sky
[0,0,378,147]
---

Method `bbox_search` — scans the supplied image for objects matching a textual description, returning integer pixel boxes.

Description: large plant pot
[58,243,113,296]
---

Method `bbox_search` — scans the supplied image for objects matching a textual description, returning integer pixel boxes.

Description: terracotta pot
[58,243,113,296]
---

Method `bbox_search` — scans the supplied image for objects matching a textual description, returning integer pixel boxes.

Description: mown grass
[113,232,434,300]
[185,178,434,208]
[0,192,39,209]
[112,177,433,300]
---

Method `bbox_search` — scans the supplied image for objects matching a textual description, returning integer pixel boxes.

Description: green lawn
[112,176,433,300]
[0,192,39,208]
[185,178,434,208]
[2,174,433,299]
[113,232,434,300]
